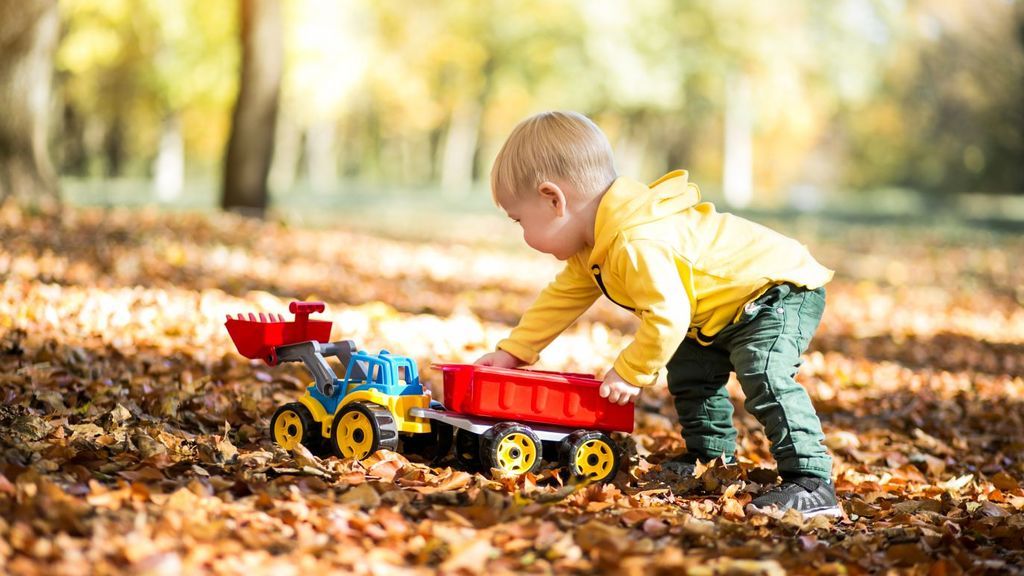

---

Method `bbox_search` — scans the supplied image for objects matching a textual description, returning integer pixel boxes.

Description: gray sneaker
[746,476,842,519]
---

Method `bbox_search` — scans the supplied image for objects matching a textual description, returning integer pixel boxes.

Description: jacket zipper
[591,265,636,312]
[592,265,718,344]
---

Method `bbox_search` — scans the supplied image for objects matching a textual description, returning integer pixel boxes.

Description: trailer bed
[433,363,634,433]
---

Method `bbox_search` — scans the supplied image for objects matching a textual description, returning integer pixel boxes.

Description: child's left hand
[599,368,641,405]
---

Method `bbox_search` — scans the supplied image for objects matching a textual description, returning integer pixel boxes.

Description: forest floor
[1,202,1023,575]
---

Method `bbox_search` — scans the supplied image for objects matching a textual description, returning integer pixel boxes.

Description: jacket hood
[590,170,701,263]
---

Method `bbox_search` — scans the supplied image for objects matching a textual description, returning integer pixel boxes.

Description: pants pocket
[738,283,792,324]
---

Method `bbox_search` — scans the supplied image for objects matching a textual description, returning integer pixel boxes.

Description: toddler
[475,111,840,518]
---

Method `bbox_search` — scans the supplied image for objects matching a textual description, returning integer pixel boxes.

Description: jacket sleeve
[497,256,602,364]
[612,240,693,387]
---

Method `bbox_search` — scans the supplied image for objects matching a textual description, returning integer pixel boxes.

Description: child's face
[502,182,585,261]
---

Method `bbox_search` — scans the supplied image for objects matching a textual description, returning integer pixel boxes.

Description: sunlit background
[15,0,1024,224]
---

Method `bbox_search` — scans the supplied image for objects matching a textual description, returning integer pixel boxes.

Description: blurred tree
[57,0,237,181]
[840,0,1024,197]
[44,0,1024,207]
[0,0,59,205]
[222,0,283,216]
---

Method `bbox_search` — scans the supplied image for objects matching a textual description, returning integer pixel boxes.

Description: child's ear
[537,181,567,217]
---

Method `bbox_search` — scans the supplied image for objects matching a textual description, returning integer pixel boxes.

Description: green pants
[666,283,832,480]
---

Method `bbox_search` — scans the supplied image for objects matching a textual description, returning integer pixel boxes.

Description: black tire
[330,401,399,460]
[454,428,483,471]
[559,430,620,484]
[481,422,543,476]
[270,402,323,453]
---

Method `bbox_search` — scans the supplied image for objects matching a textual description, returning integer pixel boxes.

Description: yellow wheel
[330,402,398,460]
[482,423,543,476]
[573,438,616,479]
[497,433,538,474]
[270,402,321,452]
[560,430,620,484]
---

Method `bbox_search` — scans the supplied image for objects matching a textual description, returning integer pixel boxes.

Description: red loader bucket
[224,301,332,365]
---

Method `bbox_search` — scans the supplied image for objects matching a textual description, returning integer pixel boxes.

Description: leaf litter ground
[1,205,1023,575]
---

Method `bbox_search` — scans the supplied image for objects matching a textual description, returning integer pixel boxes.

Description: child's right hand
[473,350,526,369]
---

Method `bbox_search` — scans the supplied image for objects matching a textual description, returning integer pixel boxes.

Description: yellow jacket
[497,170,834,387]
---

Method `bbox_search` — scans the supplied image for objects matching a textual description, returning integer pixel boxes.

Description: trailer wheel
[559,430,619,484]
[331,401,399,460]
[482,422,543,476]
[402,403,453,465]
[454,428,483,471]
[270,402,322,453]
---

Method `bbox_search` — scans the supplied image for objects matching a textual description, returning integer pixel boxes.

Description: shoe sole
[745,503,843,520]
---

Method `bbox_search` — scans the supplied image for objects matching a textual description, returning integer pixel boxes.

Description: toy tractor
[226,301,451,462]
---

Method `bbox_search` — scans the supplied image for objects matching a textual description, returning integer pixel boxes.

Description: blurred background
[1,0,1022,228]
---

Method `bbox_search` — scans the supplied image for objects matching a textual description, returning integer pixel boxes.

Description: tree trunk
[154,115,185,202]
[222,0,283,217]
[0,0,59,206]
[440,99,482,197]
[722,71,754,208]
[268,117,300,193]
[305,123,338,195]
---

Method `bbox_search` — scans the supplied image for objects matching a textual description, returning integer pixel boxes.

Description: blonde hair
[490,111,617,206]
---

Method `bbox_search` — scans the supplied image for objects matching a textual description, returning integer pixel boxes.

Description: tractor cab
[343,350,423,397]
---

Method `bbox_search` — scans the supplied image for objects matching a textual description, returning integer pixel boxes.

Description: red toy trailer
[414,364,634,482]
